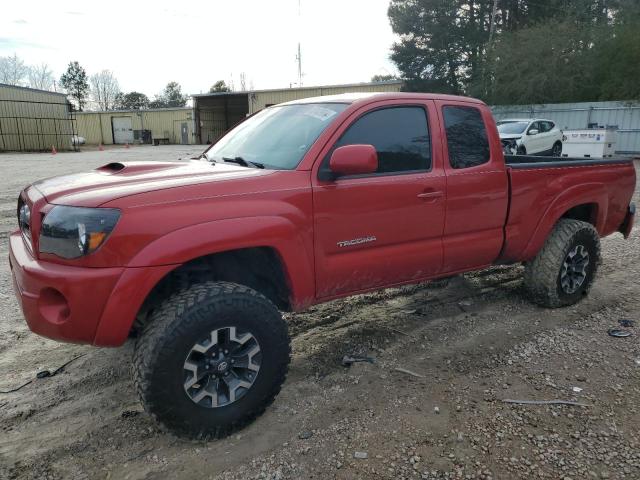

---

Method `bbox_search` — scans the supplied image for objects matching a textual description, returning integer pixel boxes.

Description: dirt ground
[0,146,638,480]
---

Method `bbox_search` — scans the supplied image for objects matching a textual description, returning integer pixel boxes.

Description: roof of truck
[280,92,486,106]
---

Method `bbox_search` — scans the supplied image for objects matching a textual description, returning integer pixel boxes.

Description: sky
[1,0,400,97]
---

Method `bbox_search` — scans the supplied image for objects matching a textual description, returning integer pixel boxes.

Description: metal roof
[0,83,67,97]
[75,106,193,115]
[191,80,404,98]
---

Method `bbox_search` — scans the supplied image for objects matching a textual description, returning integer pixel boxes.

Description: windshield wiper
[222,156,264,169]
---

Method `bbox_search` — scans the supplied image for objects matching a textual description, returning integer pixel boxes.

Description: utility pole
[296,0,303,87]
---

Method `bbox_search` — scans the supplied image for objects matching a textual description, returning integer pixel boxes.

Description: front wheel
[524,219,600,308]
[133,281,291,439]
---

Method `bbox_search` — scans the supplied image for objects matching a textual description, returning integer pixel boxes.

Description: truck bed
[499,155,636,264]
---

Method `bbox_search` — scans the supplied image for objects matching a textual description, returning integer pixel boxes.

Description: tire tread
[524,219,600,308]
[132,281,291,439]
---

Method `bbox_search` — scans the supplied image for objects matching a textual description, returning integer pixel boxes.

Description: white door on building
[112,117,134,144]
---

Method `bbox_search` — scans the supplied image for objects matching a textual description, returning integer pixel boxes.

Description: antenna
[296,0,303,87]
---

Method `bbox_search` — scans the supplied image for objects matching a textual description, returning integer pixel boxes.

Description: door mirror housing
[528,128,539,136]
[329,144,378,177]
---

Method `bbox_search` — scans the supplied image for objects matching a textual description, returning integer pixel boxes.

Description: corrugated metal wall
[0,84,73,151]
[75,108,195,145]
[248,81,403,114]
[492,101,640,154]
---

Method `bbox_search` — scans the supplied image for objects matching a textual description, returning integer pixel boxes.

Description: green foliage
[593,14,640,100]
[60,61,89,111]
[388,0,640,102]
[150,81,187,108]
[371,74,399,83]
[115,91,150,110]
[209,80,229,93]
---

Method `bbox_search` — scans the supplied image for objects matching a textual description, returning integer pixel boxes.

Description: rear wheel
[552,141,562,157]
[524,219,600,308]
[133,281,291,439]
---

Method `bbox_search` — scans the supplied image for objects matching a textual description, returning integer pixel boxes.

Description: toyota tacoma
[9,92,636,438]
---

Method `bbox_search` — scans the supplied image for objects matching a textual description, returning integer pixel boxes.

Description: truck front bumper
[9,232,175,346]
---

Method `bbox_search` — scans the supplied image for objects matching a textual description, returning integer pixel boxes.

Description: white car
[497,118,563,156]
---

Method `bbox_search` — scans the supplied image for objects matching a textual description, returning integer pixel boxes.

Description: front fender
[128,215,315,305]
[521,182,608,260]
[93,216,315,347]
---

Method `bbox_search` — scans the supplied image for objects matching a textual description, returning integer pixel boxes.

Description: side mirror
[528,129,539,135]
[329,144,378,177]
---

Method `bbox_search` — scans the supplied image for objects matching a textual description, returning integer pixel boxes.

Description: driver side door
[311,101,446,299]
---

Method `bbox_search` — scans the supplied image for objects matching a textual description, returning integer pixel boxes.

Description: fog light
[38,288,70,324]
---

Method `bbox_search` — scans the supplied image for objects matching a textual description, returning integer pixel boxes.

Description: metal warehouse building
[75,107,195,146]
[73,81,403,146]
[193,80,403,144]
[0,84,76,152]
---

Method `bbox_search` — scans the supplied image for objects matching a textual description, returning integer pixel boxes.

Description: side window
[333,106,431,174]
[443,106,490,169]
[545,121,555,132]
[528,121,540,133]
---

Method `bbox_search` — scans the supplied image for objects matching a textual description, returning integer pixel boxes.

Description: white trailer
[561,129,617,158]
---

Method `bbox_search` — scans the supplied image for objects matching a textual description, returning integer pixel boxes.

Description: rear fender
[521,183,607,260]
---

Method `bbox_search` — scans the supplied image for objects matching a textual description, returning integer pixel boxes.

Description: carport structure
[192,80,404,145]
[193,93,248,145]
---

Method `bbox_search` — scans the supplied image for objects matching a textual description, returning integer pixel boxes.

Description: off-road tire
[524,219,600,308]
[133,281,291,439]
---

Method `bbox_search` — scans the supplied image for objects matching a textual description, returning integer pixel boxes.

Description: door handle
[417,191,444,201]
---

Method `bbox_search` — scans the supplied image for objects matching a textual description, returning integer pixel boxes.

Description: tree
[0,53,29,86]
[209,80,229,93]
[371,74,399,83]
[28,63,55,91]
[115,91,150,110]
[388,0,487,94]
[149,81,187,108]
[592,17,640,100]
[90,70,121,110]
[477,20,596,104]
[60,61,89,111]
[388,0,638,102]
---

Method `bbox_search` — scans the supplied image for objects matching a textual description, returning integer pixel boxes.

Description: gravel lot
[0,146,638,480]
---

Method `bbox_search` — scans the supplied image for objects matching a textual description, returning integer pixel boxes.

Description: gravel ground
[0,146,638,480]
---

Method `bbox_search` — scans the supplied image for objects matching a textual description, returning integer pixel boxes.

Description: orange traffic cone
[125,143,130,149]
[98,143,104,151]
[51,145,57,155]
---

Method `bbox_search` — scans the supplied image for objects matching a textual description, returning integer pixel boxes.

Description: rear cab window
[442,105,490,169]
[325,106,431,175]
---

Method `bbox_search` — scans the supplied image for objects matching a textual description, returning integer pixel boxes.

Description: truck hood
[32,160,273,207]
[499,133,523,141]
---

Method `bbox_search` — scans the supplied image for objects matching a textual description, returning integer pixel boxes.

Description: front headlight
[39,206,120,259]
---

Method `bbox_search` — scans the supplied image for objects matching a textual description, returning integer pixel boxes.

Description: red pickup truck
[10,92,636,438]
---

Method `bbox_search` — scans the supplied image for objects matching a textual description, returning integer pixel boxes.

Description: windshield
[205,103,349,169]
[497,121,529,134]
